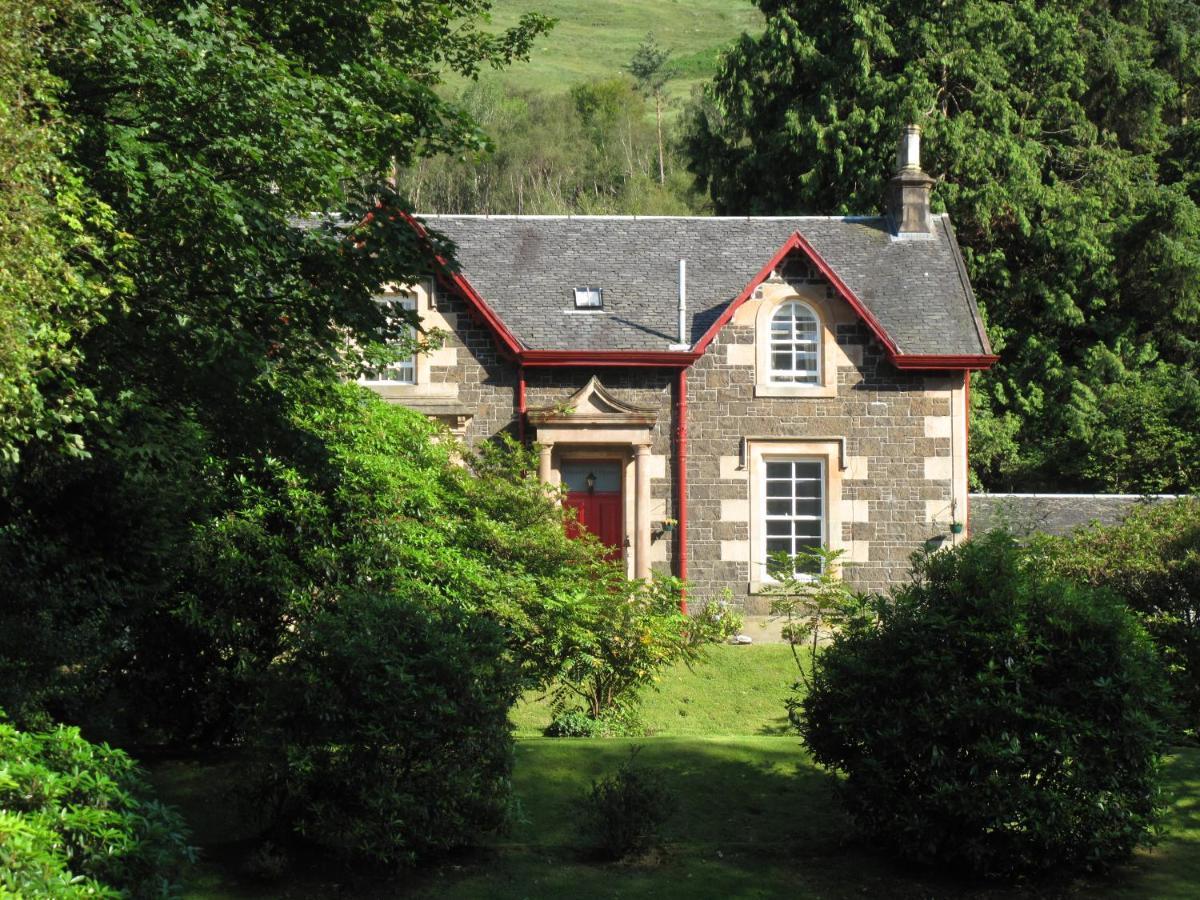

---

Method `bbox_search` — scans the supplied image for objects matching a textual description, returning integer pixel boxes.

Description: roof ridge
[417,213,888,222]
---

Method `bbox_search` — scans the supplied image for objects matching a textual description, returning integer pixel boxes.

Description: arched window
[769,301,821,384]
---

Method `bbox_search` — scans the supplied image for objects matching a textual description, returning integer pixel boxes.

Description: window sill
[361,382,457,400]
[754,383,837,399]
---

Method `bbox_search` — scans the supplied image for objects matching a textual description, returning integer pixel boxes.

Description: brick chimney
[886,125,935,235]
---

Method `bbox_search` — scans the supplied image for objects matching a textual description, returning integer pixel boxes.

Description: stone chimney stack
[886,124,935,235]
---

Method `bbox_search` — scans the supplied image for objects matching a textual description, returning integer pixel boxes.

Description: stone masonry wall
[405,275,967,611]
[969,494,1186,537]
[685,274,968,612]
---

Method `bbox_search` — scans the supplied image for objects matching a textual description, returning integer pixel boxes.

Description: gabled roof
[421,214,994,367]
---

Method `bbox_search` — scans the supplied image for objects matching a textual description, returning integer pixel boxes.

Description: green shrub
[0,715,192,897]
[800,533,1172,879]
[545,705,644,738]
[1037,498,1200,733]
[255,590,520,867]
[553,575,739,720]
[580,748,675,860]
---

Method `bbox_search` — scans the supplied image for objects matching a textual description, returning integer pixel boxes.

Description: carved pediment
[528,376,658,427]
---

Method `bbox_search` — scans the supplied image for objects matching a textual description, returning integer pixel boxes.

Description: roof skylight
[573,287,603,309]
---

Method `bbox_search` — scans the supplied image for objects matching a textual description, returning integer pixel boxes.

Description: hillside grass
[159,644,1200,899]
[458,0,763,105]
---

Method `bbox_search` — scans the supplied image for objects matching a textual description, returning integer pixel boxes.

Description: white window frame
[746,439,844,590]
[762,457,826,580]
[753,290,839,399]
[360,292,417,386]
[769,300,821,385]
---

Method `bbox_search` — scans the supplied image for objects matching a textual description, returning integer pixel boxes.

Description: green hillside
[469,0,763,103]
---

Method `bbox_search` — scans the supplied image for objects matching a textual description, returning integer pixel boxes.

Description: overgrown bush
[579,748,675,860]
[545,705,644,738]
[1036,498,1200,734]
[0,715,192,897]
[255,591,519,867]
[800,533,1172,879]
[552,575,739,722]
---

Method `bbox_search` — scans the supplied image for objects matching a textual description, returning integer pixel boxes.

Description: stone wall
[969,494,1186,537]
[685,275,968,610]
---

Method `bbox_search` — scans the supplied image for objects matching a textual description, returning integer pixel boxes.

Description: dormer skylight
[573,286,603,309]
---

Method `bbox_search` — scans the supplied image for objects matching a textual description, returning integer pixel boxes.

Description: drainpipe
[963,370,970,536]
[517,365,527,445]
[676,367,689,614]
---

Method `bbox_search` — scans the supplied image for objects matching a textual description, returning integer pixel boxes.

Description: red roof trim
[691,234,802,354]
[402,212,524,357]
[401,215,997,372]
[522,349,700,368]
[891,354,999,371]
[693,231,900,356]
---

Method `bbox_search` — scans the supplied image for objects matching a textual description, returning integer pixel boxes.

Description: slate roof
[420,214,990,356]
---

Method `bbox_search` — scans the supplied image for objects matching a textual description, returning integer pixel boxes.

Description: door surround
[528,377,658,579]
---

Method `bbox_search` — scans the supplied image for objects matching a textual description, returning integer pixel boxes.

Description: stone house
[365,128,996,610]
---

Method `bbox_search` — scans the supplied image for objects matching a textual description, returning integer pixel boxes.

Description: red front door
[561,461,624,560]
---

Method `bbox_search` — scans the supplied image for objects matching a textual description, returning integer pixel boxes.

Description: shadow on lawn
[154,743,1200,900]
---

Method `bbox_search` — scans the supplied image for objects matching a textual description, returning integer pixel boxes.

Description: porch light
[585,471,597,492]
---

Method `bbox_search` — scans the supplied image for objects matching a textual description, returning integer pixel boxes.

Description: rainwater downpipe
[676,367,688,615]
[517,364,527,445]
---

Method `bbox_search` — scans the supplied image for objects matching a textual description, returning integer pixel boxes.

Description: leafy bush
[545,705,644,738]
[553,574,739,721]
[0,715,192,897]
[254,590,521,867]
[1037,498,1200,733]
[580,748,675,860]
[800,533,1172,878]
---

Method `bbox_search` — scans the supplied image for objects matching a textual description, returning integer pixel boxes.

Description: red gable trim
[403,212,524,357]
[693,231,899,356]
[403,215,996,372]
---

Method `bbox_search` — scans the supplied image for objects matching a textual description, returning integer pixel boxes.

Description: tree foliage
[401,78,702,214]
[0,0,550,739]
[1036,498,1200,734]
[688,0,1200,492]
[0,714,192,897]
[801,533,1172,878]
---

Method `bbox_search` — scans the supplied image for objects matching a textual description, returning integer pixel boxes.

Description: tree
[627,33,674,185]
[0,0,551,739]
[0,0,107,467]
[688,0,1200,493]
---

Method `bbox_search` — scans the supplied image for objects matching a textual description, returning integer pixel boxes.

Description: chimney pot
[887,124,934,235]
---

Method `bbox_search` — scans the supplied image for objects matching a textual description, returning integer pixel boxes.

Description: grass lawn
[449,1,764,109]
[511,643,799,737]
[156,644,1200,899]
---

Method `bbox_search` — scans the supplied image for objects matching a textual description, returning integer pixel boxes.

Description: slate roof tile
[427,215,989,356]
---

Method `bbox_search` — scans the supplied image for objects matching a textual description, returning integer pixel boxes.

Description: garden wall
[969,494,1187,537]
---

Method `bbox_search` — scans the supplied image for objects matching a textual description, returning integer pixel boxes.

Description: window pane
[793,478,821,498]
[766,480,791,497]
[766,538,791,557]
[794,499,822,518]
[766,498,791,516]
[766,519,791,537]
[766,461,791,479]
